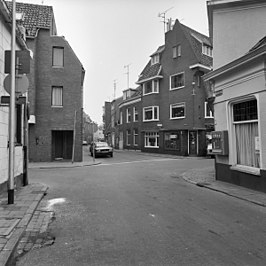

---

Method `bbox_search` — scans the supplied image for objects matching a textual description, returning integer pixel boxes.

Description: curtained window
[52,86,63,107]
[52,47,64,67]
[233,99,260,168]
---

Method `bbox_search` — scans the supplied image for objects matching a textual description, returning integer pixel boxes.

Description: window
[144,132,159,148]
[126,130,131,145]
[164,132,181,151]
[52,47,64,67]
[133,129,138,146]
[173,44,181,58]
[170,72,185,90]
[143,80,159,95]
[52,86,63,107]
[170,103,185,119]
[120,111,123,124]
[143,106,159,121]
[15,104,22,144]
[232,99,260,168]
[205,102,213,118]
[133,107,138,122]
[202,44,213,57]
[126,108,131,123]
[151,54,159,65]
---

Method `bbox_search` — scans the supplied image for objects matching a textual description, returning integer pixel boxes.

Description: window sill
[230,165,260,176]
[52,106,63,108]
[170,86,185,91]
[143,119,159,122]
[52,66,64,68]
[170,117,185,120]
[143,92,159,96]
[144,146,159,148]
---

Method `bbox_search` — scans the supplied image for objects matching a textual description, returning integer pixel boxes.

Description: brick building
[136,20,213,156]
[118,87,142,150]
[7,2,85,162]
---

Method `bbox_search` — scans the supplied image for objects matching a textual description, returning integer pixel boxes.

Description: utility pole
[8,0,16,204]
[124,64,131,90]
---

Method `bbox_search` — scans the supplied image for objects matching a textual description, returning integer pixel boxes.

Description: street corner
[181,167,215,186]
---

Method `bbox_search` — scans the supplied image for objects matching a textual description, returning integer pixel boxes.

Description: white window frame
[170,103,185,119]
[143,106,159,122]
[144,132,159,148]
[170,72,185,90]
[133,107,138,122]
[126,108,131,123]
[205,102,214,118]
[51,86,63,107]
[143,80,159,95]
[151,54,159,65]
[202,44,213,57]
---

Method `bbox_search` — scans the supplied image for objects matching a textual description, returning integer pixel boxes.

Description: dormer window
[151,54,160,65]
[202,44,213,57]
[16,12,25,21]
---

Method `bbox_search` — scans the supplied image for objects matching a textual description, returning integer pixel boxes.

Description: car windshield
[96,142,108,147]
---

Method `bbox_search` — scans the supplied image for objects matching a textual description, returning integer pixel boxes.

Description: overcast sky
[17,0,209,124]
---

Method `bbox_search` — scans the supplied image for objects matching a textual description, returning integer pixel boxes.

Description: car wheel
[110,153,113,157]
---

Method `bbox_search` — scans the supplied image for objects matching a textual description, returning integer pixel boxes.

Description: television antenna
[158,7,174,33]
[124,63,132,90]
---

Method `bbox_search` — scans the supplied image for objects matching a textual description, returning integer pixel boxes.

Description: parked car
[90,142,113,158]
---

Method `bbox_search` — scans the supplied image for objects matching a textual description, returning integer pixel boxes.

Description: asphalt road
[17,150,266,266]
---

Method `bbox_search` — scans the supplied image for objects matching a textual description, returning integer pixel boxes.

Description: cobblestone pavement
[14,200,55,262]
[0,184,48,266]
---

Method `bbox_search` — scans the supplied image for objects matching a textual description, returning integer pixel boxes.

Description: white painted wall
[0,13,24,186]
[212,2,266,69]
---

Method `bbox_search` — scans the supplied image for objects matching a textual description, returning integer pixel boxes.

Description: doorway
[52,130,73,160]
[189,131,197,156]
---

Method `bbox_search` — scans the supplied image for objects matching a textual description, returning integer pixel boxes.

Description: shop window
[144,132,159,148]
[164,132,180,150]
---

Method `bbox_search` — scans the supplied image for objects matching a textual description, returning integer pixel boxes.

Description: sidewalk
[0,183,48,265]
[181,166,266,207]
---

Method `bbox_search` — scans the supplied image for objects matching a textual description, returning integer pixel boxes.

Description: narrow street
[16,150,266,266]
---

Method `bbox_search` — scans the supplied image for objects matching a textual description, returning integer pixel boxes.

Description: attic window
[151,54,159,65]
[202,44,212,57]
[16,12,25,21]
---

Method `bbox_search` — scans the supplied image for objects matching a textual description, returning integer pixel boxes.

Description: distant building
[118,87,142,150]
[6,2,85,162]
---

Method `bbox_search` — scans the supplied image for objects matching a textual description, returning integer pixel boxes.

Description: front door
[189,131,197,156]
[52,130,73,160]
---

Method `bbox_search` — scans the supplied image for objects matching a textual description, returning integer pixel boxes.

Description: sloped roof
[249,36,266,52]
[137,45,164,83]
[6,1,54,38]
[180,23,213,68]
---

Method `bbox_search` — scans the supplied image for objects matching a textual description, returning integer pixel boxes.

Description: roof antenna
[158,7,174,33]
